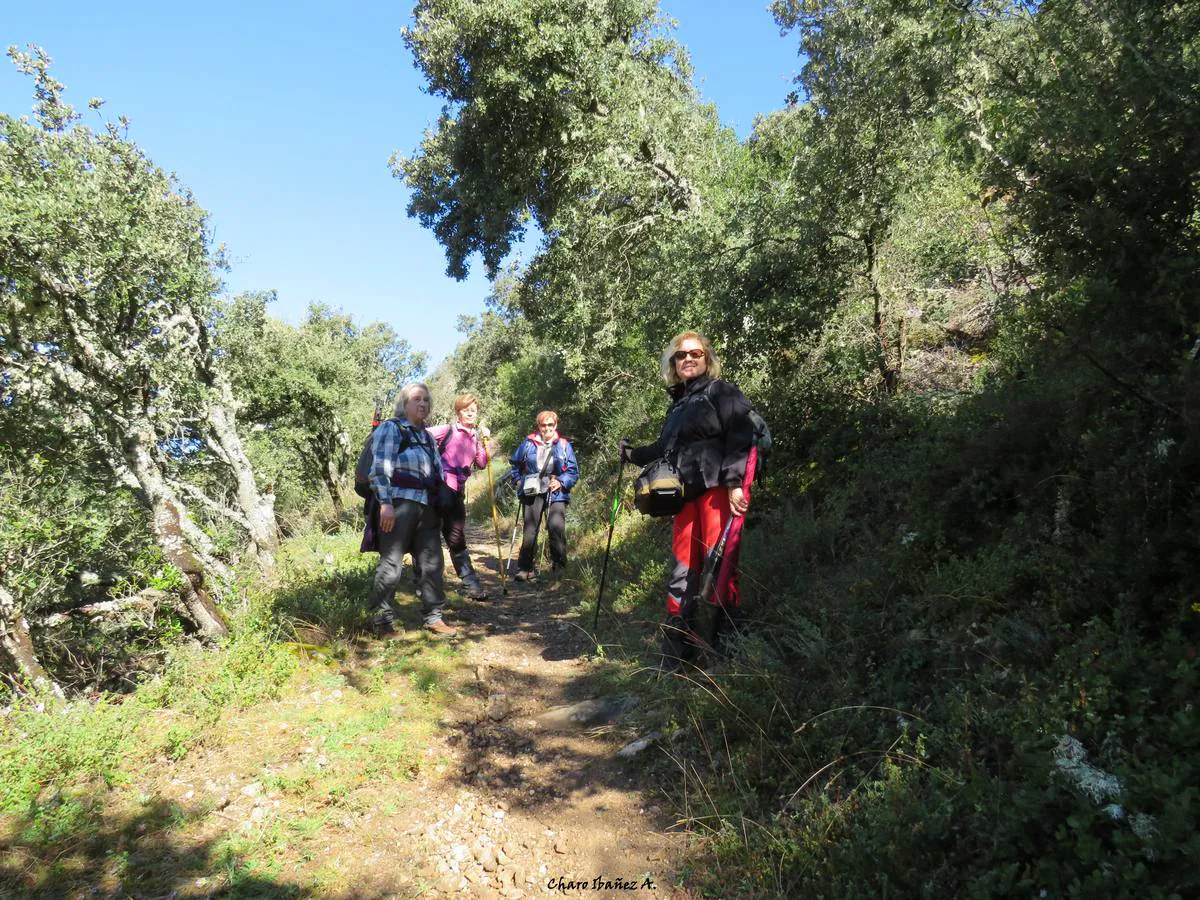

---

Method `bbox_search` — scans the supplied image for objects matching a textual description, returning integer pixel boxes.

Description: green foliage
[1,46,282,681]
[0,447,191,694]
[138,628,298,725]
[0,697,134,819]
[263,530,379,638]
[1,0,1198,893]
[0,456,148,617]
[0,46,221,448]
[213,293,427,523]
[404,4,1200,894]
[396,0,698,280]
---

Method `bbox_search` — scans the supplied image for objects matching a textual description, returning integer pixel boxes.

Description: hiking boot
[659,615,697,671]
[373,621,402,640]
[514,569,536,582]
[460,574,490,600]
[712,607,747,657]
[424,619,457,637]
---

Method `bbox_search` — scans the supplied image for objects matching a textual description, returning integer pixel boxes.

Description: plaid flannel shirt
[369,418,444,507]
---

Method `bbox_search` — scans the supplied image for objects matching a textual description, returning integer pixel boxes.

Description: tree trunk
[124,427,229,641]
[866,233,900,394]
[322,456,346,520]
[0,585,64,698]
[204,377,279,564]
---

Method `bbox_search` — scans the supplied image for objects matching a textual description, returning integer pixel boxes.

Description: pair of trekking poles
[486,446,734,629]
[482,446,549,595]
[592,452,735,634]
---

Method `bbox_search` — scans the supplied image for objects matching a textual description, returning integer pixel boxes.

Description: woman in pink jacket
[426,393,495,599]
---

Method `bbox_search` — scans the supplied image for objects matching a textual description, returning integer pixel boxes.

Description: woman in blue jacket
[509,410,579,581]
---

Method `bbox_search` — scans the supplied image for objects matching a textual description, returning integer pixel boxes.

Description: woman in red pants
[622,331,755,670]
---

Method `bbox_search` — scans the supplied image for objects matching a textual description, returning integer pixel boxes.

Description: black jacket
[629,375,753,494]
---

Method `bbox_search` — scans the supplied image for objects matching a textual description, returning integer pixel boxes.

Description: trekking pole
[592,455,628,631]
[507,497,523,578]
[483,439,507,595]
[537,494,548,567]
[696,517,734,608]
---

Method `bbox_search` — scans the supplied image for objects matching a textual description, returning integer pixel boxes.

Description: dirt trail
[121,524,688,899]
[382,523,685,898]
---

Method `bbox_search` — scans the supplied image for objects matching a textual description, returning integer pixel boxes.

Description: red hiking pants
[667,486,739,617]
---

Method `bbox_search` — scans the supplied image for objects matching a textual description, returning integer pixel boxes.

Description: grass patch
[0,697,135,817]
[0,523,467,898]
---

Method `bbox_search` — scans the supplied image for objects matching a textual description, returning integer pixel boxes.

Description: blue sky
[1,2,801,366]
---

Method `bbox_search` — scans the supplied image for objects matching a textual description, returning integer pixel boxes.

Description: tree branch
[37,589,171,628]
[166,479,251,530]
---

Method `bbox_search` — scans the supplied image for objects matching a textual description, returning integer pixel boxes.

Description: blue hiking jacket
[509,434,579,503]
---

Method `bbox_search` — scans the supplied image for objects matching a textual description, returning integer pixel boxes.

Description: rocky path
[385,523,684,897]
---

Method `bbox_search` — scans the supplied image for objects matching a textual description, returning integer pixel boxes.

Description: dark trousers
[368,500,447,626]
[440,491,476,579]
[413,491,476,581]
[517,495,566,571]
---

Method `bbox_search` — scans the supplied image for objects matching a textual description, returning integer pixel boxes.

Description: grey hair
[394,381,431,416]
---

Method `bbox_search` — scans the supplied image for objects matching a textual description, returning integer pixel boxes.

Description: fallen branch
[37,589,171,628]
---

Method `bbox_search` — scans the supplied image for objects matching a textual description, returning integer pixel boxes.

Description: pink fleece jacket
[427,423,489,493]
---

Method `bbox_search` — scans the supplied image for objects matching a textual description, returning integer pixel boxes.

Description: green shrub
[0,698,134,819]
[138,628,298,720]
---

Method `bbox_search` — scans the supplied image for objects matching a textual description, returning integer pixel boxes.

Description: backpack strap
[435,425,453,455]
[357,418,411,472]
[400,421,437,461]
[356,418,415,496]
[536,440,556,476]
[388,418,414,455]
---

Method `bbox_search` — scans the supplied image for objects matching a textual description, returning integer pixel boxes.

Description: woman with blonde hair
[426,393,496,599]
[620,331,754,669]
[365,382,455,637]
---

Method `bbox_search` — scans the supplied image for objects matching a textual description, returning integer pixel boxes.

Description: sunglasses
[672,348,706,362]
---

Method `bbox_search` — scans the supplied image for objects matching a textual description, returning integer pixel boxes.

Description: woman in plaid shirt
[367,382,456,637]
